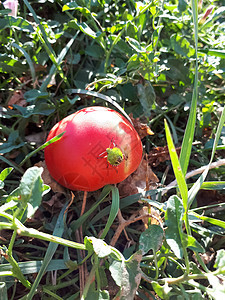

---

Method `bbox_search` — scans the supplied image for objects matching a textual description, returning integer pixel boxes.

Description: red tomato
[44,106,143,191]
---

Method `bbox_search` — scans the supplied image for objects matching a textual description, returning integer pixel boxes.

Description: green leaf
[19,166,50,220]
[40,32,78,92]
[62,1,79,11]
[0,167,13,189]
[178,0,188,12]
[151,281,171,300]
[109,251,142,299]
[214,249,225,272]
[13,102,55,118]
[0,167,13,182]
[0,131,25,154]
[71,185,112,231]
[24,90,49,102]
[139,225,164,255]
[85,237,112,258]
[0,16,34,32]
[201,7,225,29]
[0,54,27,74]
[86,282,110,300]
[207,273,225,298]
[67,20,100,39]
[165,195,184,259]
[121,251,142,299]
[164,119,188,208]
[170,33,195,58]
[11,43,36,84]
[126,37,146,53]
[85,44,104,58]
[182,234,204,253]
[137,81,156,117]
[100,186,119,239]
[109,260,123,287]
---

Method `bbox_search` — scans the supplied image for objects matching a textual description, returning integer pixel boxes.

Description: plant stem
[153,250,159,280]
[17,227,86,250]
[8,229,17,255]
[0,220,86,250]
[5,249,31,289]
[182,247,190,275]
[81,254,99,299]
[184,210,191,236]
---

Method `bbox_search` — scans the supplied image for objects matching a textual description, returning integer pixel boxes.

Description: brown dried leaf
[148,145,181,167]
[139,206,163,227]
[34,64,47,72]
[42,193,65,214]
[118,159,159,198]
[198,251,215,265]
[35,161,66,194]
[8,90,26,107]
[129,113,154,139]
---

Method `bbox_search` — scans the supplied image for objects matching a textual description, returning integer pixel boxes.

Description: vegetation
[0,0,225,299]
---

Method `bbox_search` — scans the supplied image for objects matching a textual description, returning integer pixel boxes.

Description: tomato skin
[44,106,143,191]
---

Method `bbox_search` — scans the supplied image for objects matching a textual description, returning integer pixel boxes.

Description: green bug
[99,140,126,167]
[106,146,124,166]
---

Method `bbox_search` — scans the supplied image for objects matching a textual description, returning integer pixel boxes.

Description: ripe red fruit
[44,106,143,192]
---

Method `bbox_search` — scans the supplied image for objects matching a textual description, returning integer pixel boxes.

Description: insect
[99,140,127,167]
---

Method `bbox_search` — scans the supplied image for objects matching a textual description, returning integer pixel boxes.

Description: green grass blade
[200,181,225,190]
[40,32,79,91]
[23,0,69,88]
[199,49,225,59]
[179,0,198,175]
[0,155,23,174]
[188,107,225,208]
[100,186,120,239]
[22,0,55,56]
[70,185,112,231]
[26,202,68,300]
[66,89,133,125]
[0,259,68,274]
[12,43,36,83]
[0,282,8,300]
[164,119,188,209]
[191,212,225,229]
[19,132,65,167]
[36,29,68,87]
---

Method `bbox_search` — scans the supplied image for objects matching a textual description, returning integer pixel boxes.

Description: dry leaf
[129,113,154,139]
[198,251,215,265]
[8,90,26,107]
[148,145,181,167]
[42,193,65,214]
[118,159,159,198]
[139,206,163,227]
[35,161,66,194]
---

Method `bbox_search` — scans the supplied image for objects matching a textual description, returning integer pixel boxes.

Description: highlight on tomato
[44,106,143,192]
